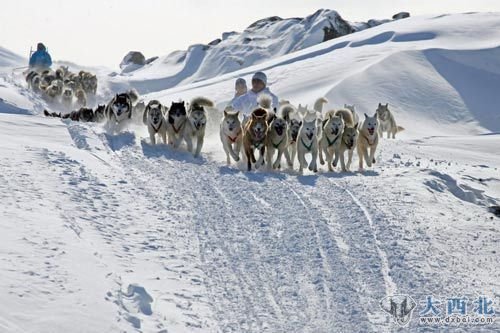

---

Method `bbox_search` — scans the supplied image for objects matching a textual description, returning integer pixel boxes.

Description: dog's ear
[236,111,240,117]
[354,122,359,130]
[224,109,228,117]
[364,113,369,119]
[322,118,328,129]
[385,103,389,107]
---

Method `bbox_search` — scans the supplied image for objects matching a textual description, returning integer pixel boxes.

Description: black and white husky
[166,101,187,148]
[105,92,134,131]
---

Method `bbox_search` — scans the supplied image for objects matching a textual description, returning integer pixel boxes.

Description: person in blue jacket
[29,42,52,69]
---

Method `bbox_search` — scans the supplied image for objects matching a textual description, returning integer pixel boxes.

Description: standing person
[232,71,278,116]
[29,42,52,70]
[230,78,247,104]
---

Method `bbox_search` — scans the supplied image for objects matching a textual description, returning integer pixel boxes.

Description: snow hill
[1,11,500,333]
[113,9,393,93]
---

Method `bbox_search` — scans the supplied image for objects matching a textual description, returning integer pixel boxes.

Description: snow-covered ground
[1,12,499,333]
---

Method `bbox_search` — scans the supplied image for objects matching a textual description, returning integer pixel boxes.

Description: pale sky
[1,0,499,68]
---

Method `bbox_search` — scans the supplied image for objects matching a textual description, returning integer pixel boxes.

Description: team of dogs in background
[26,65,97,109]
[26,68,404,172]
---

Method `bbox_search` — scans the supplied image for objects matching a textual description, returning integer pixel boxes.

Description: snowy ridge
[112,9,394,93]
[1,11,500,333]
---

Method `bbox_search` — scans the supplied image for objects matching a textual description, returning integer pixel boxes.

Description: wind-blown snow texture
[1,12,499,333]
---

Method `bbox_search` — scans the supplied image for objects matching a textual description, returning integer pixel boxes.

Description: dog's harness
[227,130,241,143]
[326,133,341,147]
[172,119,186,134]
[151,119,163,133]
[301,138,313,151]
[272,137,285,149]
[362,132,376,146]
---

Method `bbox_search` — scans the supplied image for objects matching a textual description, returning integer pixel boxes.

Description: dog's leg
[273,148,284,169]
[340,150,347,172]
[326,147,334,172]
[149,131,156,145]
[346,149,354,171]
[194,135,204,157]
[291,145,297,168]
[369,146,377,165]
[184,134,193,152]
[309,149,318,173]
[298,149,307,173]
[266,146,273,170]
[284,146,292,168]
[319,141,325,165]
[222,140,231,164]
[255,146,265,169]
[246,147,253,171]
[161,131,167,144]
[358,145,364,170]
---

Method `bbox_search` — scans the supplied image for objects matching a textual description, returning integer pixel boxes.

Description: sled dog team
[221,95,403,172]
[25,65,98,108]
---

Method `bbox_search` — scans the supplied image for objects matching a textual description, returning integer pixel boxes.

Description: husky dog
[75,89,87,107]
[376,103,404,139]
[143,100,167,145]
[183,97,214,157]
[220,106,243,165]
[93,104,106,122]
[344,104,360,128]
[266,113,289,169]
[334,123,359,172]
[43,83,60,102]
[105,92,133,128]
[61,88,73,109]
[297,113,319,173]
[243,108,269,171]
[44,107,94,122]
[313,97,328,114]
[357,113,379,170]
[166,101,187,148]
[281,103,301,168]
[55,66,69,80]
[319,113,345,172]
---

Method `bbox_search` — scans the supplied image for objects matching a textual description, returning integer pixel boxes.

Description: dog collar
[172,119,186,134]
[272,136,285,149]
[301,137,313,151]
[326,133,341,147]
[151,119,163,133]
[362,131,376,146]
[227,130,241,143]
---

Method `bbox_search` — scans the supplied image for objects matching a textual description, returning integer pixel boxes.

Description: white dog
[376,103,404,139]
[297,112,319,173]
[357,113,379,170]
[220,106,243,164]
[183,97,214,157]
[319,112,345,172]
[143,100,167,145]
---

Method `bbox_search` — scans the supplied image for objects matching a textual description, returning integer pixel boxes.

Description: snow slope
[111,9,393,94]
[1,11,500,333]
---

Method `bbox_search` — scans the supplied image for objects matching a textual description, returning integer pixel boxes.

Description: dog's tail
[397,125,405,132]
[279,104,297,123]
[258,94,273,110]
[191,96,214,109]
[313,97,328,113]
[127,88,140,105]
